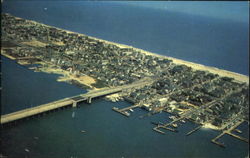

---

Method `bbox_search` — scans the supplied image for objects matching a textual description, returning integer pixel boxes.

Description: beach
[2,15,249,89]
[27,19,249,84]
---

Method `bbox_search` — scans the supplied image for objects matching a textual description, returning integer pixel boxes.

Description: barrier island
[1,13,249,148]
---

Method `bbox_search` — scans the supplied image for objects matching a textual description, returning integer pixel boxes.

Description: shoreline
[1,50,16,60]
[2,14,249,134]
[1,53,100,90]
[33,62,101,91]
[25,16,249,84]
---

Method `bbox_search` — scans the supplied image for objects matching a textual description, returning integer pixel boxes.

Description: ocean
[2,1,249,75]
[1,1,249,158]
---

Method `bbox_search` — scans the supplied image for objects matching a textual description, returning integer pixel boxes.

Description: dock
[154,86,245,135]
[112,104,140,117]
[153,127,165,135]
[211,119,249,148]
[160,125,178,132]
[186,125,202,136]
[211,132,226,148]
[226,132,248,143]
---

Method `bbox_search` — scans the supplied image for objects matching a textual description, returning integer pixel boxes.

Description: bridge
[1,78,153,124]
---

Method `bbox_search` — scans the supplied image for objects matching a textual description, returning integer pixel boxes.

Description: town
[1,13,249,147]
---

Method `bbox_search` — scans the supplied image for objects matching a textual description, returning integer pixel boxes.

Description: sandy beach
[37,64,98,90]
[29,19,249,84]
[202,123,222,131]
[4,15,250,85]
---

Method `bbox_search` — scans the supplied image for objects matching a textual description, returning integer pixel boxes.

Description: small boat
[169,116,176,120]
[181,120,186,123]
[172,123,178,128]
[25,148,30,152]
[34,136,39,140]
[81,130,86,133]
[124,111,130,116]
[129,109,134,112]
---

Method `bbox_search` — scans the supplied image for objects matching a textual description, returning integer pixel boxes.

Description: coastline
[2,15,249,95]
[33,62,100,90]
[1,14,249,148]
[1,50,16,60]
[1,52,99,90]
[26,17,249,84]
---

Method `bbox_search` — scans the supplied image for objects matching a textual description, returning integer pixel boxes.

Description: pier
[186,125,202,136]
[153,86,244,134]
[153,127,165,135]
[112,104,140,117]
[1,79,152,124]
[211,119,249,148]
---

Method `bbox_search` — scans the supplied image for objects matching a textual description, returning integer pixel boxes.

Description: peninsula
[1,13,249,148]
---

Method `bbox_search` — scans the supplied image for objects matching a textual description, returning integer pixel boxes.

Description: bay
[1,56,249,158]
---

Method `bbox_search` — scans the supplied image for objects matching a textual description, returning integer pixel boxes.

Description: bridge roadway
[1,79,152,124]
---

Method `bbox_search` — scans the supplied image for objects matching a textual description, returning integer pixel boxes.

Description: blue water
[1,56,85,115]
[1,1,249,157]
[2,1,249,75]
[1,58,249,158]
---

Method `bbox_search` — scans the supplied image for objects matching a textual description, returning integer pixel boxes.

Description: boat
[129,109,134,112]
[169,116,176,120]
[81,130,86,133]
[151,121,164,126]
[124,111,130,116]
[25,148,30,152]
[172,123,178,128]
[181,120,186,123]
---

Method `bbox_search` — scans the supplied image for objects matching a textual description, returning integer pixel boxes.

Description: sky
[117,1,249,24]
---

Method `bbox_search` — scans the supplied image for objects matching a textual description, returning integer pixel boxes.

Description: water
[1,1,249,157]
[1,56,85,115]
[1,57,249,158]
[2,1,249,75]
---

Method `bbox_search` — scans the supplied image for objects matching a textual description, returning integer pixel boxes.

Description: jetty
[1,78,152,124]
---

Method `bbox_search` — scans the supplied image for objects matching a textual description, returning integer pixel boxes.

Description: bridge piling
[1,79,152,125]
[72,101,77,107]
[87,97,92,104]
